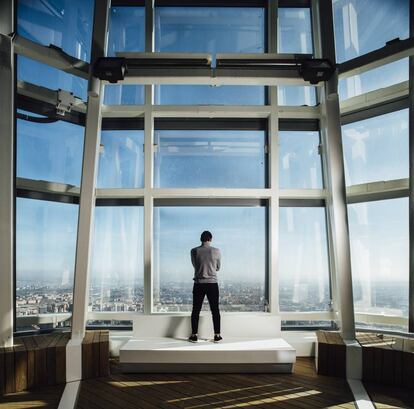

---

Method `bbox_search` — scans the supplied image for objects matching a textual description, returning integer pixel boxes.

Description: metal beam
[71,0,110,339]
[13,35,90,80]
[17,80,87,114]
[346,179,409,204]
[314,0,356,340]
[0,0,14,348]
[340,82,409,121]
[339,36,414,80]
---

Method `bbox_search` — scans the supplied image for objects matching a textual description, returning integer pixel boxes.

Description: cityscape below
[15,279,409,332]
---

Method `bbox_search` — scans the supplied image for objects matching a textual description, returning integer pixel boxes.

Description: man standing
[189,231,222,343]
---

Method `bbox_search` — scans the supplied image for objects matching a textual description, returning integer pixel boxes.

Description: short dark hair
[200,231,212,242]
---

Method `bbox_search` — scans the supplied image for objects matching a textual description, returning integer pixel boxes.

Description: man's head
[200,230,213,243]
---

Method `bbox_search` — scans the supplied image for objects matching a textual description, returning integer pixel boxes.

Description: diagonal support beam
[71,0,110,340]
[0,1,14,348]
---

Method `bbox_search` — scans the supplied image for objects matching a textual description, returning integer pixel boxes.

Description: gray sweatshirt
[191,242,221,284]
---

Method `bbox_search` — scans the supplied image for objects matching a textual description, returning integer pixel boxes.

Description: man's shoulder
[191,246,202,252]
[211,246,221,253]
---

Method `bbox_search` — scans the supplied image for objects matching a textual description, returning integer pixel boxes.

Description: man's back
[191,242,221,283]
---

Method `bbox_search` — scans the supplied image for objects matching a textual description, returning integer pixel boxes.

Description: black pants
[191,283,221,334]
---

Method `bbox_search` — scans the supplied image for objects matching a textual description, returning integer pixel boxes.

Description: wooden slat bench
[0,330,110,396]
[357,332,414,388]
[316,330,346,377]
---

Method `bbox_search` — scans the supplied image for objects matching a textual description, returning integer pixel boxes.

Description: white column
[409,0,414,333]
[313,0,356,340]
[71,0,110,338]
[0,0,14,348]
[268,0,280,314]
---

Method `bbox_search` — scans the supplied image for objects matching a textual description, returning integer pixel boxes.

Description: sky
[15,0,410,313]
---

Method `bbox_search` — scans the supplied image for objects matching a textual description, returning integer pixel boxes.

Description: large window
[90,206,144,314]
[278,8,314,107]
[333,0,409,63]
[17,115,84,186]
[154,130,267,188]
[348,198,409,330]
[279,206,331,312]
[97,130,145,189]
[17,0,95,62]
[105,6,145,105]
[279,131,323,189]
[153,205,267,312]
[16,198,79,331]
[154,6,265,105]
[342,109,409,186]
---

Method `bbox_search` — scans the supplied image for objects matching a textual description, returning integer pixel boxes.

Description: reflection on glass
[154,130,266,188]
[348,198,409,329]
[90,206,144,314]
[18,0,94,62]
[16,198,78,331]
[278,86,317,106]
[18,56,88,100]
[279,131,323,189]
[279,207,331,312]
[17,115,84,186]
[155,6,265,105]
[153,206,267,312]
[97,130,145,188]
[338,59,408,100]
[278,8,313,54]
[105,6,145,105]
[333,0,409,63]
[155,85,266,106]
[342,109,408,186]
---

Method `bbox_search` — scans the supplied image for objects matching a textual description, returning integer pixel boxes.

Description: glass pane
[17,0,94,62]
[90,206,144,313]
[17,115,84,186]
[16,198,78,331]
[338,59,408,100]
[18,56,88,101]
[278,86,317,106]
[105,6,145,105]
[278,8,313,54]
[279,207,331,312]
[153,206,267,312]
[342,109,409,186]
[97,130,145,189]
[155,85,266,106]
[348,198,409,330]
[155,6,265,105]
[279,131,323,189]
[154,130,267,188]
[333,0,409,63]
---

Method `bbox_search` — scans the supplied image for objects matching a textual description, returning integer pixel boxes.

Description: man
[189,230,222,343]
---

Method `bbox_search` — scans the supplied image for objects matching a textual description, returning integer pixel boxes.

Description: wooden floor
[3,358,414,408]
[365,382,414,409]
[0,384,64,408]
[75,358,356,409]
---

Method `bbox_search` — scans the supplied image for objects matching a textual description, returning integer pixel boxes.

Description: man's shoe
[188,334,198,343]
[214,335,222,343]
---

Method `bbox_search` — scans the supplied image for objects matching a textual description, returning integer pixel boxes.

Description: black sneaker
[214,335,222,343]
[188,334,198,343]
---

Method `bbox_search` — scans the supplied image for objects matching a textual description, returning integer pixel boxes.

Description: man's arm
[191,248,196,268]
[216,249,221,271]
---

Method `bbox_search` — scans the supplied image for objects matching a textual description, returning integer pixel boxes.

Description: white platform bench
[120,337,296,373]
[119,314,296,373]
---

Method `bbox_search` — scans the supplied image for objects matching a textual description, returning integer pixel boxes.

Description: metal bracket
[56,89,75,116]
